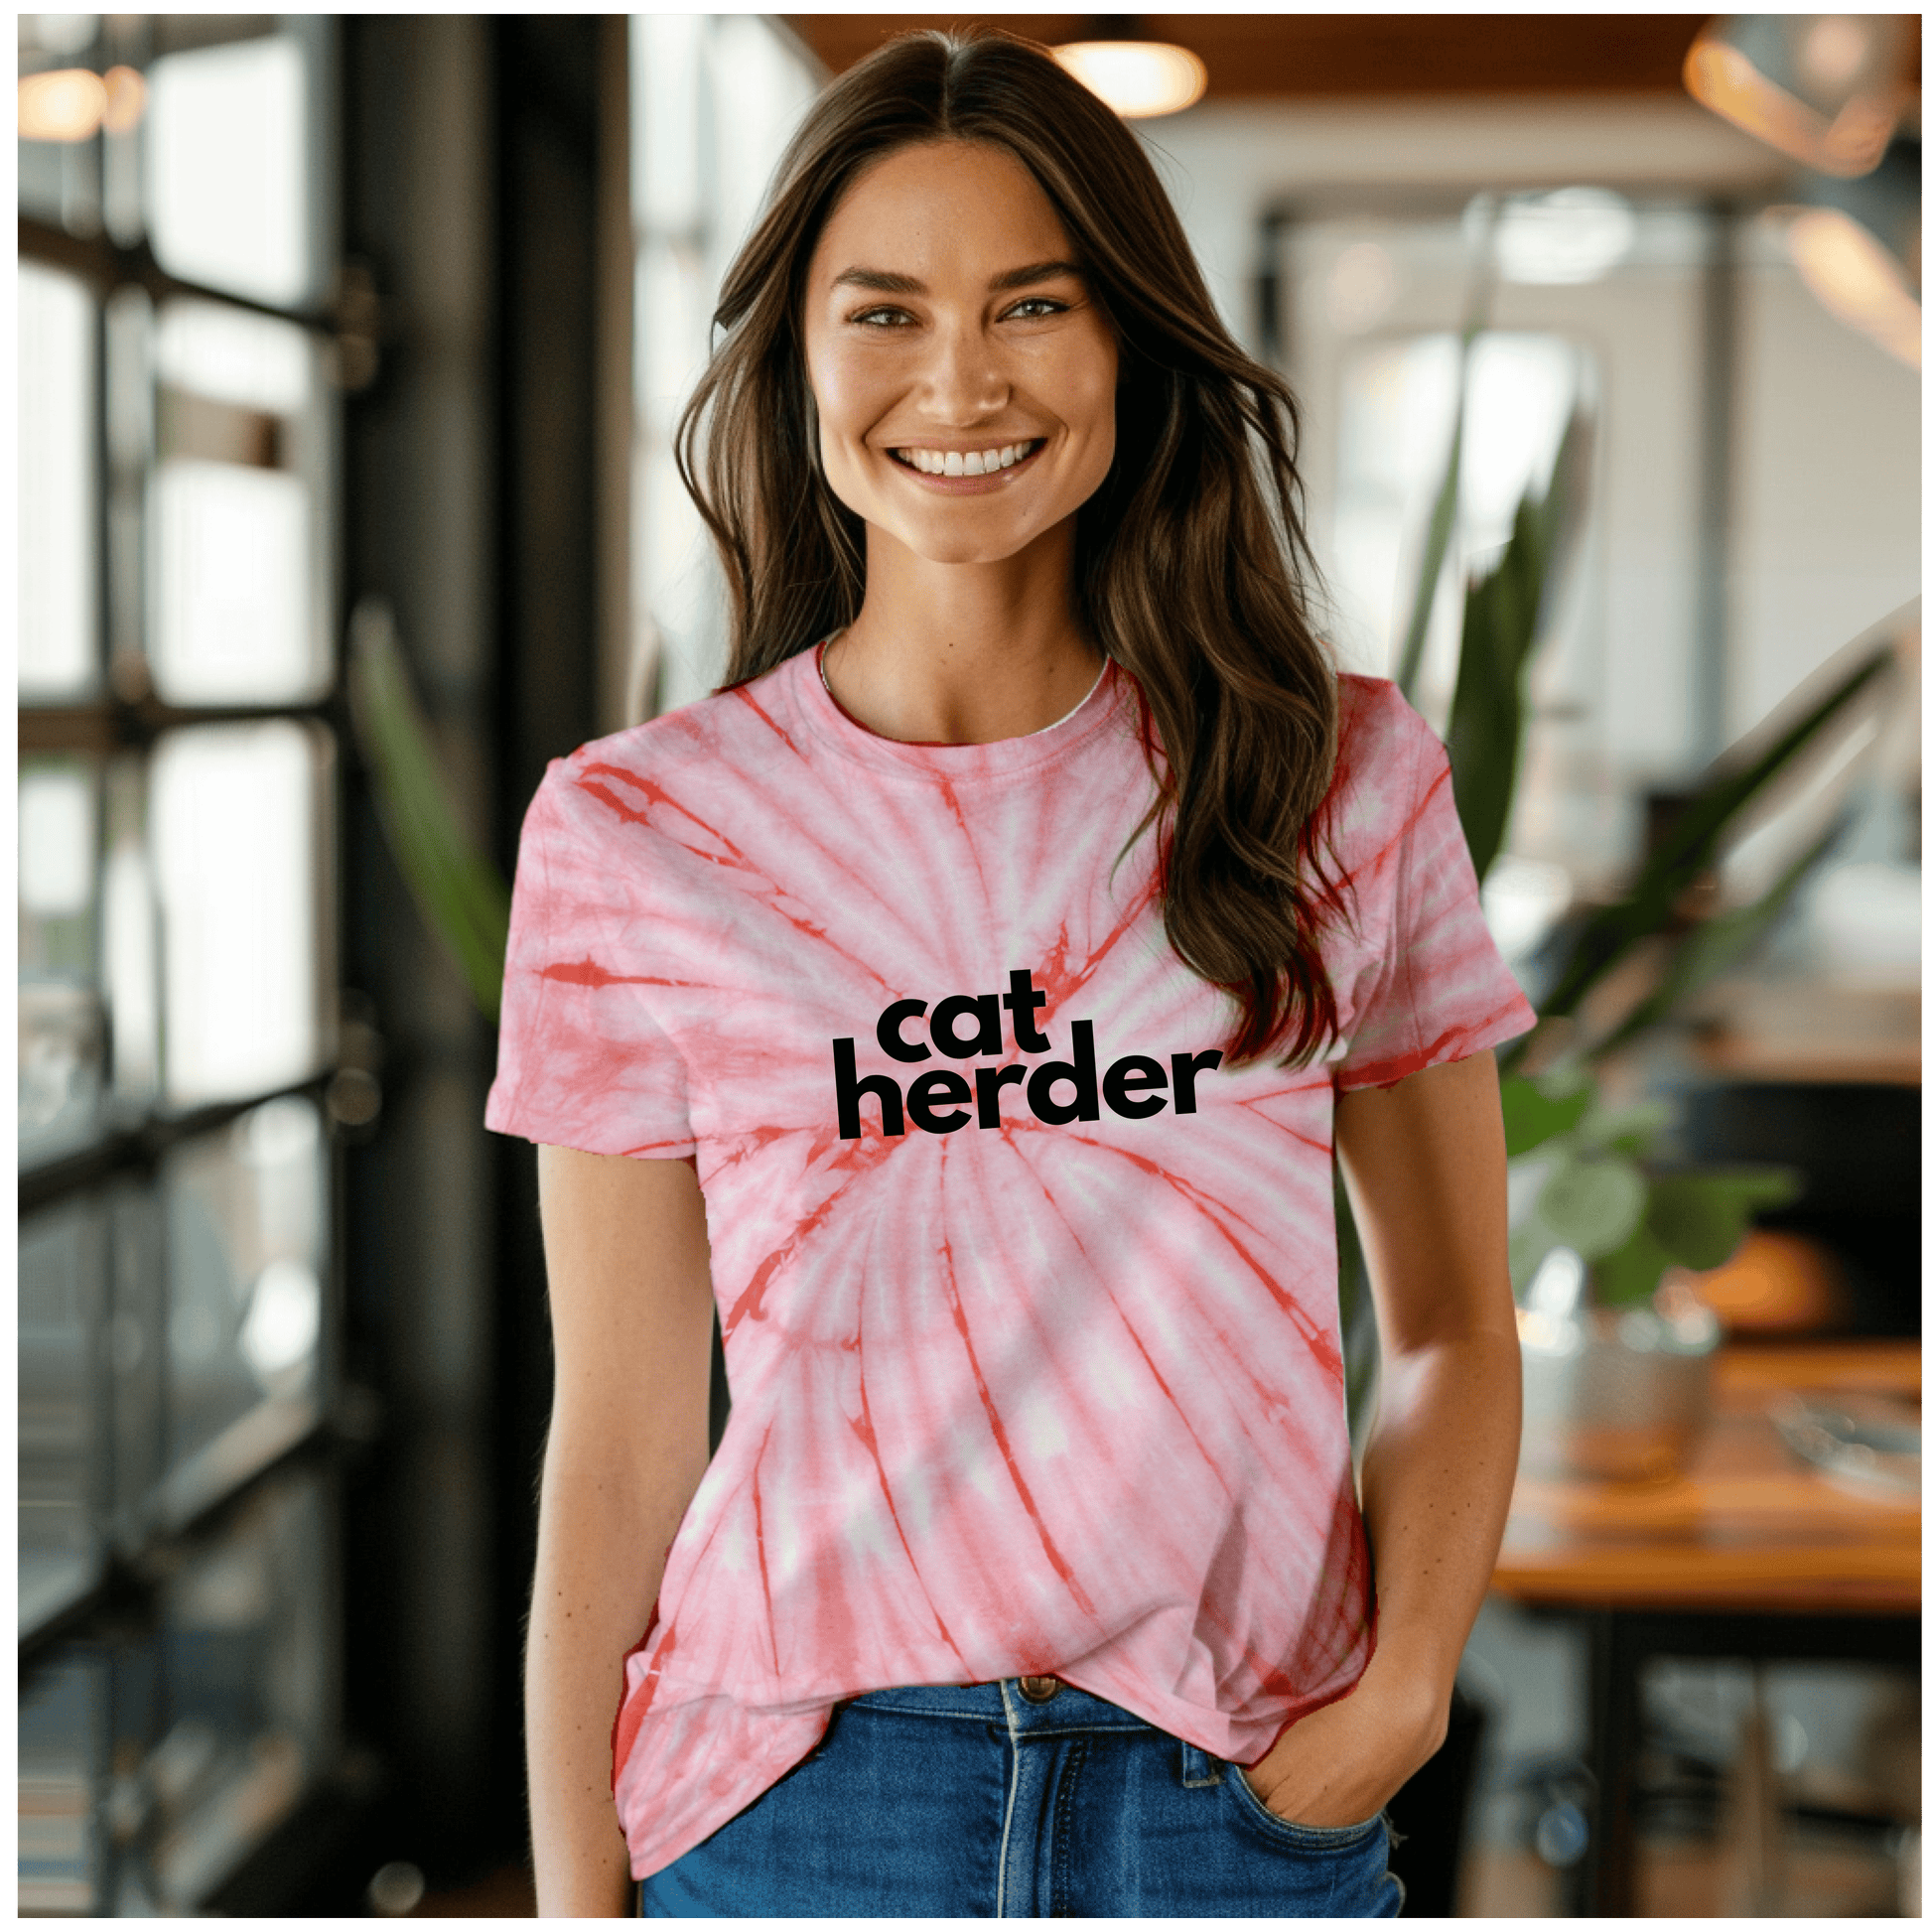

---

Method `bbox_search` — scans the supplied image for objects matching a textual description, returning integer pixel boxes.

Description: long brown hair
[677,28,1345,1067]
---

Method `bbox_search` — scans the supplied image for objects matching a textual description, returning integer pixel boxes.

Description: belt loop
[1180,1740,1222,1788]
[995,1677,1022,1743]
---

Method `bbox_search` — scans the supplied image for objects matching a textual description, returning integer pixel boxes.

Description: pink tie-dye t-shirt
[485,648,1533,1878]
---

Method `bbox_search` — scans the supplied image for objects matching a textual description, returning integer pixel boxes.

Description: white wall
[1730,231,1921,740]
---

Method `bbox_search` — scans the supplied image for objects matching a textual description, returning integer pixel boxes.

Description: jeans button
[1017,1674,1061,1704]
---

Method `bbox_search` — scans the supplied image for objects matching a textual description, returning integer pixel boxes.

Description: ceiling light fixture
[1773,132,1921,369]
[18,67,108,142]
[1683,14,1910,178]
[1052,22,1207,121]
[1783,205,1921,367]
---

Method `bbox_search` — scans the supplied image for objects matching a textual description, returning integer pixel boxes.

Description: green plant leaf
[348,601,512,1023]
[1589,1222,1678,1308]
[1533,633,1895,1029]
[1500,1074,1591,1156]
[1587,815,1847,1062]
[1645,1166,1804,1270]
[1445,407,1590,883]
[1533,1153,1648,1260]
[1393,210,1498,700]
[1395,379,1469,702]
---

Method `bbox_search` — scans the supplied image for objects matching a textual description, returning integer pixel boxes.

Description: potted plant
[1502,1072,1795,1479]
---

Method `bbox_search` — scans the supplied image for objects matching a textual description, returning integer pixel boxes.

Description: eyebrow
[829,259,1085,295]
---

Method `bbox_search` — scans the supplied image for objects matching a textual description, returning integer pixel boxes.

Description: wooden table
[1489,1340,1921,1915]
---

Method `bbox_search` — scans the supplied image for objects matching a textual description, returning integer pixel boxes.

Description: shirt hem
[1332,994,1536,1093]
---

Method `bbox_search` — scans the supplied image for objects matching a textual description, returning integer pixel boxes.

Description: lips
[890,439,1044,478]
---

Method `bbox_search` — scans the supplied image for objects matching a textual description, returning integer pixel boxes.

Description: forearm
[527,1427,706,1917]
[1354,1326,1521,1732]
[1241,1326,1521,1822]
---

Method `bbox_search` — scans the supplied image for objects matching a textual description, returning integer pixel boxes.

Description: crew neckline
[791,638,1128,780]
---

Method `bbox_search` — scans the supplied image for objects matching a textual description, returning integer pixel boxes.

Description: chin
[900,527,1035,567]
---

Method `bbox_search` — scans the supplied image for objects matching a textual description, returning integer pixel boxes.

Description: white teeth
[897,440,1036,474]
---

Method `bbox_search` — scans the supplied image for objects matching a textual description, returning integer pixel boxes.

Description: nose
[917,318,1009,425]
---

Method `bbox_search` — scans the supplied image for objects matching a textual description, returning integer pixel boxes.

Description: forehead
[811,140,1074,281]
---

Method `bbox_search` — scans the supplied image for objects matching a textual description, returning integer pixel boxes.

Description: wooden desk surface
[1491,1340,1921,1616]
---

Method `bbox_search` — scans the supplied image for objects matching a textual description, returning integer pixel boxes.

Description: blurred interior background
[16,12,1920,1918]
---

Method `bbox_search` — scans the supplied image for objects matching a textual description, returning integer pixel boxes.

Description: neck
[824,519,1103,745]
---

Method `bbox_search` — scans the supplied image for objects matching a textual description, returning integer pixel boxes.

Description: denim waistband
[844,1678,1160,1736]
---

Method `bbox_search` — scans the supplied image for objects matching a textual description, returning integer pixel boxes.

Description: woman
[490,29,1531,1919]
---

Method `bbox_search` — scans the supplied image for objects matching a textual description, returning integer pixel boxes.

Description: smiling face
[802,139,1120,570]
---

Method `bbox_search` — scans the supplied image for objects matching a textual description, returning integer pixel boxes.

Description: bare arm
[527,1147,717,1916]
[1245,1048,1521,1826]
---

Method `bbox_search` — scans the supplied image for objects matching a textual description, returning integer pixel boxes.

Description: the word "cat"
[832,969,1222,1139]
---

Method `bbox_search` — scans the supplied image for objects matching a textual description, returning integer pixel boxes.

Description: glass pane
[19,260,99,702]
[19,12,103,59]
[151,1470,329,1911]
[150,723,324,1109]
[150,459,315,705]
[145,296,330,707]
[20,759,98,960]
[634,13,703,232]
[17,26,104,239]
[18,118,71,228]
[706,15,818,250]
[102,756,161,1107]
[144,33,315,310]
[108,1180,166,1547]
[630,16,816,721]
[106,1633,164,1915]
[20,1197,107,1639]
[20,757,106,1169]
[19,1648,107,1916]
[157,295,313,416]
[636,237,718,713]
[159,1097,327,1523]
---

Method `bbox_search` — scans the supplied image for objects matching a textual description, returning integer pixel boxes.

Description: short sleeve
[1332,695,1536,1092]
[484,757,697,1158]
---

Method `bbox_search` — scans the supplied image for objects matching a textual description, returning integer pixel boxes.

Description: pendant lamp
[1052,16,1207,120]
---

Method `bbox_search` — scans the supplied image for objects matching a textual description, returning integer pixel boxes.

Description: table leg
[1567,1608,1918,1915]
[1581,1609,1643,1916]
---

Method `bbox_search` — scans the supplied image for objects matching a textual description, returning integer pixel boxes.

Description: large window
[18,16,344,1915]
[628,14,818,718]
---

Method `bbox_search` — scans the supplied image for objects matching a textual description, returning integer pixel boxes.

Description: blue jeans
[639,1678,1405,1917]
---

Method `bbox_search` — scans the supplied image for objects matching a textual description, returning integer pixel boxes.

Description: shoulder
[1329,673,1443,808]
[525,652,816,843]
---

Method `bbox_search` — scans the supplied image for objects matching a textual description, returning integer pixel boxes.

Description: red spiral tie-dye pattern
[486,654,1533,1877]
